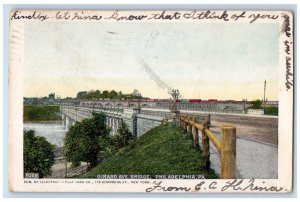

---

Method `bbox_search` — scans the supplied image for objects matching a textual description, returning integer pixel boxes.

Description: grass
[24,105,61,122]
[80,124,218,179]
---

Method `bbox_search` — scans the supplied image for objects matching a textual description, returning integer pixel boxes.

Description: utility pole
[263,80,266,103]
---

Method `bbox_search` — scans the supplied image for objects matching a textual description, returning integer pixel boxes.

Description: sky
[24,21,279,100]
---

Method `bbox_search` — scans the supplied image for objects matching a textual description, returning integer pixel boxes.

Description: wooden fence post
[188,117,192,134]
[184,116,187,131]
[192,117,198,147]
[220,125,236,179]
[179,116,182,128]
[180,116,184,129]
[201,122,210,170]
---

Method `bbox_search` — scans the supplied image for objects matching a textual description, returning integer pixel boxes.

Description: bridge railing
[61,105,124,114]
[93,106,124,114]
[139,110,174,118]
[179,115,236,179]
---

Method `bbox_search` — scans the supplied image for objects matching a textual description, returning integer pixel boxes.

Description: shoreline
[24,120,62,124]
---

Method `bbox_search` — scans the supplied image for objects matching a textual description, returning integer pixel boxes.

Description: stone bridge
[61,99,257,138]
[61,105,192,137]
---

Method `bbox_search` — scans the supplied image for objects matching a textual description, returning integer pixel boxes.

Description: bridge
[60,105,209,137]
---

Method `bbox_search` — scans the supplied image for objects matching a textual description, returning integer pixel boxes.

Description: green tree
[113,122,135,149]
[64,113,110,168]
[251,99,263,109]
[109,90,118,99]
[117,91,122,99]
[85,90,93,99]
[94,90,101,99]
[24,130,55,178]
[77,91,88,99]
[102,90,109,98]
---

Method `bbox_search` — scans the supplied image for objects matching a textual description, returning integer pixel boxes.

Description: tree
[109,90,118,99]
[94,90,101,99]
[24,130,55,178]
[251,99,263,109]
[64,113,110,168]
[102,90,109,99]
[113,122,135,149]
[77,91,88,99]
[117,91,123,99]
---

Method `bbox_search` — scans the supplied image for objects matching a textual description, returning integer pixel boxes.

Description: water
[24,122,67,147]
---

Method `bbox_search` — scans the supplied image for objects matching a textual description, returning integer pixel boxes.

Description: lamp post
[137,92,141,110]
[242,98,246,114]
[171,89,180,113]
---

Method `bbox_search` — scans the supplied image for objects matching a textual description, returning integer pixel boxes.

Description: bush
[264,106,278,115]
[113,122,135,149]
[64,113,110,168]
[24,130,55,178]
[250,99,263,109]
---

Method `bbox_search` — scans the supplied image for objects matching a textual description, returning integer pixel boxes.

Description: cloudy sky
[24,21,279,100]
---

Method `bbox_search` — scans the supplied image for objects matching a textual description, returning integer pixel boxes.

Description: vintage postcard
[8,10,293,193]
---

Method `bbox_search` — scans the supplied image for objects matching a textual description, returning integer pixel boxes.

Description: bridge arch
[105,103,113,108]
[96,103,103,107]
[116,103,123,108]
[129,103,136,107]
[141,103,150,108]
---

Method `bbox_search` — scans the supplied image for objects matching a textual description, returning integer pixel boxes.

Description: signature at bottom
[145,179,284,193]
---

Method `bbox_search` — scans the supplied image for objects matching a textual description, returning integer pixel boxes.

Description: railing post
[188,116,192,134]
[220,125,236,179]
[179,116,182,128]
[192,117,198,147]
[201,120,210,170]
[183,116,186,130]
[185,116,189,133]
[184,116,187,131]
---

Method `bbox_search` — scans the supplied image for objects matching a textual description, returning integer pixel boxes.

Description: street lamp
[137,92,141,110]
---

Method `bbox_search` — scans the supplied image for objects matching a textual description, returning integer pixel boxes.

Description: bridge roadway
[60,105,278,179]
[79,100,253,114]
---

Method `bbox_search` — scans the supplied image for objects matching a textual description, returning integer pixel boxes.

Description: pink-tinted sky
[24,22,279,100]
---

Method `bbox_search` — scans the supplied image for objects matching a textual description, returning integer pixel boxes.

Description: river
[23,122,67,147]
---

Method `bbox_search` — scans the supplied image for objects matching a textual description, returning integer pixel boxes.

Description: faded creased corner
[281,10,294,18]
[8,178,15,192]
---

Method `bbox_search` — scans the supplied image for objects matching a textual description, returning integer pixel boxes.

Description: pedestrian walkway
[206,131,278,179]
